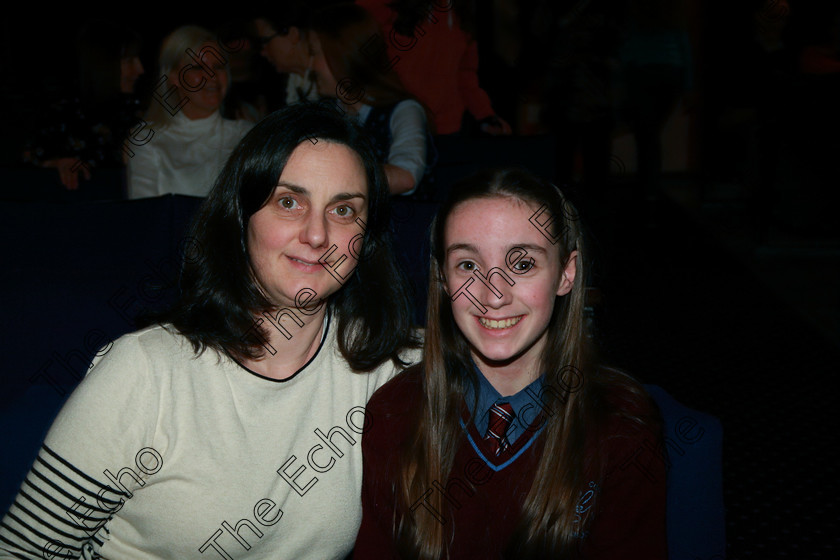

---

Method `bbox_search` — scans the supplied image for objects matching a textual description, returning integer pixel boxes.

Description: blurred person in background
[253,3,325,106]
[22,20,145,192]
[127,25,253,199]
[358,0,511,136]
[619,0,693,205]
[309,2,431,195]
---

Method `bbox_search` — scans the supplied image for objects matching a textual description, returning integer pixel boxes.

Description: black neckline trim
[226,311,332,383]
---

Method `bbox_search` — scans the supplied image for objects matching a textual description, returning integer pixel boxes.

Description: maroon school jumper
[354,364,667,559]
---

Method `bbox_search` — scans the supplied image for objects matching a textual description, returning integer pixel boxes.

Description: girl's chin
[470,346,522,368]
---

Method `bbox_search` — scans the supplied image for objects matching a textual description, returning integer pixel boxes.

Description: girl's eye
[457,261,478,272]
[514,260,534,272]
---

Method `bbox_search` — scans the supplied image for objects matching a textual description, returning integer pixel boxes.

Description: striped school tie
[484,402,515,456]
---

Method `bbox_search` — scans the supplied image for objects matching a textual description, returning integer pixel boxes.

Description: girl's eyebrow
[512,243,547,255]
[446,242,478,256]
[446,242,548,256]
[275,182,366,203]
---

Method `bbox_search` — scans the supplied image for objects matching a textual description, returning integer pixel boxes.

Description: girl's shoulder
[367,361,424,414]
[363,362,424,444]
[592,366,663,440]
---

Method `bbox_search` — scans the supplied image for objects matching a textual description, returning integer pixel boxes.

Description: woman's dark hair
[77,20,142,102]
[159,101,419,371]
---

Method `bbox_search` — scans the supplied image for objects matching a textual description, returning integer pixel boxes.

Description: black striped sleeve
[0,445,125,559]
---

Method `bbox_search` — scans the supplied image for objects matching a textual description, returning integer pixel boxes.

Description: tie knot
[484,402,515,456]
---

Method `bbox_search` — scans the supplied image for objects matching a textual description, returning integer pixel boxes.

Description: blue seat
[645,384,726,559]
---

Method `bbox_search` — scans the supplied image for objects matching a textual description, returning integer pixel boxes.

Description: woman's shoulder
[89,323,201,375]
[223,117,255,135]
[391,98,426,121]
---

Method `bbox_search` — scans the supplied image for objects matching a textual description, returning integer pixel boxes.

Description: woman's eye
[331,205,355,218]
[279,196,299,210]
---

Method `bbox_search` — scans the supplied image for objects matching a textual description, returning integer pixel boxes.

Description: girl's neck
[473,355,540,397]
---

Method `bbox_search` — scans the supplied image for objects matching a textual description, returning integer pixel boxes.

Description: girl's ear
[436,261,450,296]
[556,250,578,297]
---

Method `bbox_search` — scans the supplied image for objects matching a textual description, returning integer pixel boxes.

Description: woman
[23,20,145,191]
[309,3,431,196]
[355,168,667,558]
[127,25,253,198]
[254,7,321,106]
[0,103,421,559]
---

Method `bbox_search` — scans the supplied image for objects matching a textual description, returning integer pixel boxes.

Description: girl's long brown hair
[395,167,656,558]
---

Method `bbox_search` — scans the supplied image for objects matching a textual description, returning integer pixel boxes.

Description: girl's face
[247,140,369,311]
[443,196,576,380]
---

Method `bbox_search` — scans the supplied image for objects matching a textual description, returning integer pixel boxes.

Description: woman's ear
[289,26,301,45]
[306,31,320,55]
[556,250,578,296]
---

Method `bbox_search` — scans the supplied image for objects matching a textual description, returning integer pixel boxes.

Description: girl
[354,167,667,558]
[0,103,420,558]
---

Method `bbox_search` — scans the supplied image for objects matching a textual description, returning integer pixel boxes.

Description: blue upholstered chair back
[644,384,726,559]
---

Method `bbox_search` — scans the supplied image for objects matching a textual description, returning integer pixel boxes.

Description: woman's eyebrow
[331,192,366,203]
[276,182,307,194]
[275,182,366,202]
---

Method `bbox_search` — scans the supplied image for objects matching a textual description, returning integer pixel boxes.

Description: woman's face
[120,55,144,94]
[255,19,303,74]
[310,37,338,98]
[443,196,576,378]
[247,140,369,311]
[170,41,229,119]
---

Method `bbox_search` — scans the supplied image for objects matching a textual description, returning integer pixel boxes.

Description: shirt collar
[465,361,544,437]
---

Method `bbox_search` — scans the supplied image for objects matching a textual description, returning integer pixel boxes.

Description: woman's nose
[300,213,328,248]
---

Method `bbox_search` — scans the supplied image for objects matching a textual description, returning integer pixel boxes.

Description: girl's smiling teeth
[478,315,523,330]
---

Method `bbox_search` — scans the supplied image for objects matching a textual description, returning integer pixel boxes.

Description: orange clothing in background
[358,0,496,134]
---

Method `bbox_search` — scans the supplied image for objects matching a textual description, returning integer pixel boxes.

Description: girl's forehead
[447,196,540,232]
[444,197,558,254]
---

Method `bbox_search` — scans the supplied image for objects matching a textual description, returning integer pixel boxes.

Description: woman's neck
[180,105,219,121]
[240,306,327,380]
